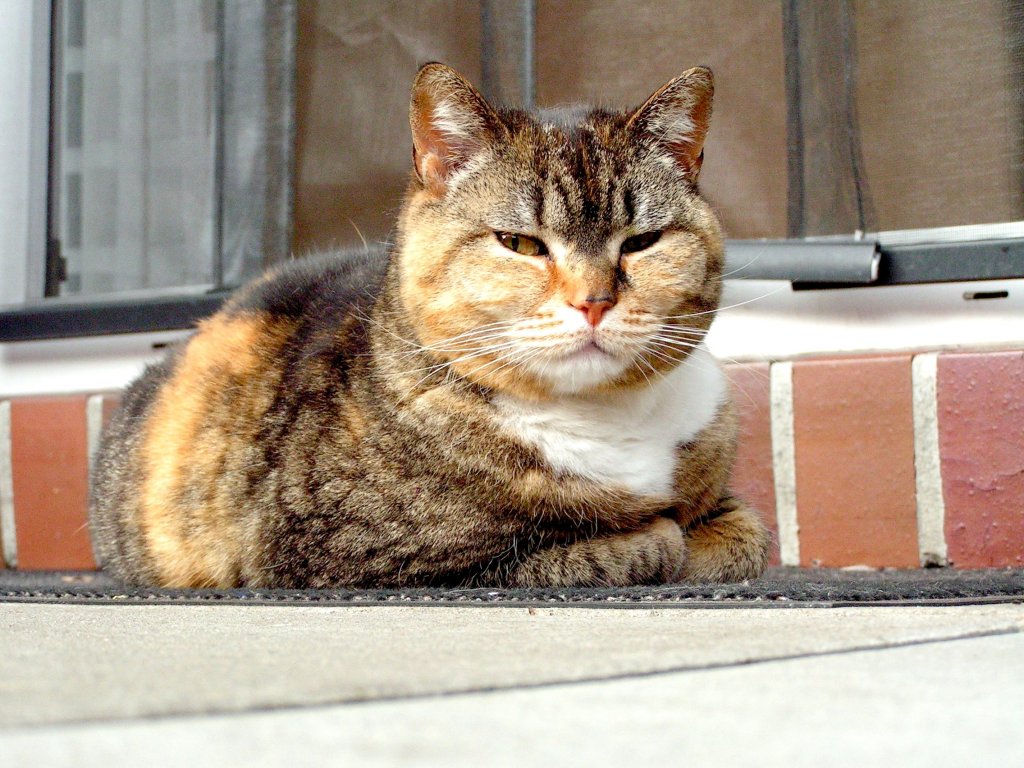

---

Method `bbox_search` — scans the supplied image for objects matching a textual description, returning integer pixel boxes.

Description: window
[291,0,1024,289]
[1,0,294,340]
[2,0,1022,347]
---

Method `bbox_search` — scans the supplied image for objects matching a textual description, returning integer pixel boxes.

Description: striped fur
[89,64,769,588]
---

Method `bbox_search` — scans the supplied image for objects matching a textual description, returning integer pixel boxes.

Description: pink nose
[570,295,615,327]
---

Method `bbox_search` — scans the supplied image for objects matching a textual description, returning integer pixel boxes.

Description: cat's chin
[523,344,632,395]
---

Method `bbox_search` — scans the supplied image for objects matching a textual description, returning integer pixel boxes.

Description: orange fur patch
[138,313,293,587]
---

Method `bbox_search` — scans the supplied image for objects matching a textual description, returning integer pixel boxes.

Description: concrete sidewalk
[2,602,1023,766]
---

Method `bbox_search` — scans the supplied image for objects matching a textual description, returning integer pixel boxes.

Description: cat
[89,62,771,589]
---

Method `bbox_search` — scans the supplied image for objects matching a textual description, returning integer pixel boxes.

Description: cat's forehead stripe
[537,130,631,249]
[494,106,677,242]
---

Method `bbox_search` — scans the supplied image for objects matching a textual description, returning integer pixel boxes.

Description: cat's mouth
[518,332,633,394]
[565,339,610,360]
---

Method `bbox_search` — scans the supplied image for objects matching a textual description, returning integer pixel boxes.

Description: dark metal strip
[521,0,535,111]
[729,238,1024,288]
[877,238,1024,285]
[0,292,230,342]
[1004,0,1024,213]
[480,0,534,108]
[782,0,804,238]
[781,0,875,237]
[44,0,62,298]
[211,0,226,290]
[725,240,879,284]
[218,0,297,287]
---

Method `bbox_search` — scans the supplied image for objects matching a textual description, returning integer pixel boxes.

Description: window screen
[293,1,482,254]
[851,0,1023,233]
[54,0,219,296]
[7,0,1021,340]
[293,0,1024,250]
[535,0,788,240]
[46,0,294,300]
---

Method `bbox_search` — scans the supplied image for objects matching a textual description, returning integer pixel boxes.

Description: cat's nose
[570,293,616,327]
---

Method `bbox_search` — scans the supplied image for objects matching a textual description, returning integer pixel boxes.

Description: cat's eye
[496,232,548,258]
[620,231,663,254]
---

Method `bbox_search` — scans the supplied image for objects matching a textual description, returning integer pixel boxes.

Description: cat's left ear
[410,62,503,197]
[627,66,714,181]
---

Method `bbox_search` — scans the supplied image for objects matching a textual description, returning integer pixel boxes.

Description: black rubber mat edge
[1,593,1022,609]
[1,567,1022,608]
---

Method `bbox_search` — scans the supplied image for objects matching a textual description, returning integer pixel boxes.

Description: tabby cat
[90,63,771,588]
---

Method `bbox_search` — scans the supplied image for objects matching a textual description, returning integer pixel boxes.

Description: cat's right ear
[627,66,714,181]
[410,63,502,197]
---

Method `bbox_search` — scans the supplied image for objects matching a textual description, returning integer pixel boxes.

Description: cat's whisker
[377,316,527,359]
[396,341,527,377]
[639,348,683,374]
[652,324,707,336]
[396,318,564,359]
[646,339,703,356]
[395,334,555,394]
[640,344,680,364]
[662,287,786,320]
[352,310,418,349]
[642,339,714,373]
[631,353,658,387]
[400,322,519,353]
[653,333,705,344]
[663,345,751,398]
[648,334,703,349]
[380,313,583,366]
[656,321,707,331]
[649,328,705,344]
[645,336,704,350]
[647,334,706,350]
[515,338,594,355]
[436,331,541,351]
[482,352,542,383]
[346,217,369,251]
[718,250,764,280]
[450,345,545,387]
[400,333,517,357]
[393,331,528,362]
[715,357,771,383]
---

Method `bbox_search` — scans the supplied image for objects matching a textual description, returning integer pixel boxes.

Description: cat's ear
[410,63,502,196]
[627,66,714,181]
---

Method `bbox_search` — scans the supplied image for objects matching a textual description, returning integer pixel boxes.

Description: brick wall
[723,349,1024,570]
[1,350,1022,571]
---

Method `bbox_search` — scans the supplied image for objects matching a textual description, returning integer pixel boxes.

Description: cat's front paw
[511,516,685,587]
[677,498,771,583]
[640,516,688,584]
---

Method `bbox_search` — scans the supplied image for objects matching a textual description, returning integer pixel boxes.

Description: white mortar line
[86,394,105,474]
[769,362,800,566]
[0,401,17,567]
[912,353,947,566]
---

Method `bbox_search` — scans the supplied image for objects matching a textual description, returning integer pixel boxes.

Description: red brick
[10,396,96,570]
[724,362,779,565]
[792,356,919,568]
[938,350,1024,568]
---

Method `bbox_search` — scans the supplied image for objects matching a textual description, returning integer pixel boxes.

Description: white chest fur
[493,344,727,498]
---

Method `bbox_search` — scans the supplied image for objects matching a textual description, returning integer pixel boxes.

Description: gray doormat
[2,567,1022,608]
